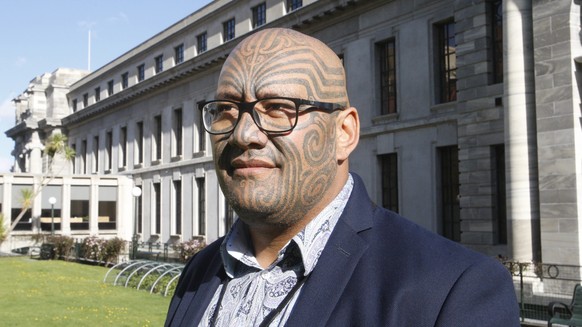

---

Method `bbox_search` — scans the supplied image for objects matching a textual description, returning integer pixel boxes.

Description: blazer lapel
[285,175,373,326]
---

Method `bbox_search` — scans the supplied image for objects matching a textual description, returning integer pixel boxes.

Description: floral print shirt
[199,175,354,327]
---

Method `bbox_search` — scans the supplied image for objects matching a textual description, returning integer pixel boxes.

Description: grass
[0,256,171,326]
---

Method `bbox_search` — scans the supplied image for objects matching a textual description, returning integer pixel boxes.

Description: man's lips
[230,158,276,176]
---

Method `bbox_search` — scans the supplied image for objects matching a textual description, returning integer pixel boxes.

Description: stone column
[503,0,541,262]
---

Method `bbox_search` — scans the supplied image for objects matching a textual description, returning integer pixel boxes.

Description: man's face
[209,29,346,228]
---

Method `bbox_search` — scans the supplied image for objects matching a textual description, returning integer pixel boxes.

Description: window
[377,39,397,115]
[223,18,236,41]
[380,153,398,213]
[252,3,267,28]
[137,64,145,82]
[492,144,507,244]
[287,0,302,11]
[435,20,457,103]
[153,182,161,234]
[83,93,88,107]
[94,87,101,102]
[40,186,62,232]
[174,44,184,64]
[197,101,206,153]
[197,32,207,53]
[72,99,78,112]
[438,145,460,242]
[137,192,143,233]
[173,108,183,157]
[98,186,117,230]
[11,185,32,231]
[71,143,76,174]
[490,0,503,84]
[174,180,182,235]
[155,55,164,74]
[154,115,162,161]
[120,126,127,168]
[121,72,129,89]
[107,80,114,96]
[106,131,112,171]
[93,136,99,173]
[81,140,87,174]
[136,121,144,164]
[197,177,206,235]
[70,185,90,231]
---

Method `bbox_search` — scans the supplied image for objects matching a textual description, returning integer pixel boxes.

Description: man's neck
[247,222,307,268]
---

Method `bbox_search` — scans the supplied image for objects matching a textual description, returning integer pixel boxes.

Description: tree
[5,133,75,236]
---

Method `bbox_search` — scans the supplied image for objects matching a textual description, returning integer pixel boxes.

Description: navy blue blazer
[166,174,520,326]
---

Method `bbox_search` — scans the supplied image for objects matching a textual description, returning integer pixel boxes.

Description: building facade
[3,0,582,274]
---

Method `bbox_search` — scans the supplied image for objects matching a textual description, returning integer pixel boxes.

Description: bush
[81,236,125,265]
[0,214,6,244]
[46,235,75,260]
[173,237,206,263]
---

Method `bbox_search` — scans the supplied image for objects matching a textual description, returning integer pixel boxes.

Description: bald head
[217,28,349,106]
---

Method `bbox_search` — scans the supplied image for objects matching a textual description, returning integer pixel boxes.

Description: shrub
[0,214,6,244]
[173,237,206,263]
[103,237,125,264]
[81,236,125,265]
[46,235,75,260]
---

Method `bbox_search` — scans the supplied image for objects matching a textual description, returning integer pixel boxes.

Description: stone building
[2,0,582,276]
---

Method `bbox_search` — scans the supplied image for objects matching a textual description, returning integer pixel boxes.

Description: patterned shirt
[199,175,354,327]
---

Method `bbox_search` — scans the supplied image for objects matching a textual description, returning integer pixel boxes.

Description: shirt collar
[220,174,354,278]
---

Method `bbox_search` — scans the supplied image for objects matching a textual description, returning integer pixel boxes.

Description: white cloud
[14,56,27,67]
[108,12,129,24]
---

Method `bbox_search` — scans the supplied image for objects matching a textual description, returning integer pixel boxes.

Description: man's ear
[336,107,360,162]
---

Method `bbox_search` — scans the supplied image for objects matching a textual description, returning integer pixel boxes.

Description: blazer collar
[285,172,373,326]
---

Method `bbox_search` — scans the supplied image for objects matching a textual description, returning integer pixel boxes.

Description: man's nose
[228,111,267,149]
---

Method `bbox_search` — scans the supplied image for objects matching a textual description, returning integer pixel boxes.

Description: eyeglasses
[199,97,345,135]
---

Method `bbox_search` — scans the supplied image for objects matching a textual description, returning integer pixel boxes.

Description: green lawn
[0,256,171,326]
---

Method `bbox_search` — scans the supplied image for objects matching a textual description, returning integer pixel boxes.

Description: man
[166,28,520,326]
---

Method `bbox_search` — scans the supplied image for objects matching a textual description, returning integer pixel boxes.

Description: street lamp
[48,197,57,236]
[131,186,142,260]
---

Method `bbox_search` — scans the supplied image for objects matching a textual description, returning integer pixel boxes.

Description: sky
[0,0,212,173]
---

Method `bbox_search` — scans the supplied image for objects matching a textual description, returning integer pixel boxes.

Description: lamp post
[48,197,57,236]
[131,186,142,260]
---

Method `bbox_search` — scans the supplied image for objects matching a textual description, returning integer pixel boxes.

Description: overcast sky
[0,0,212,172]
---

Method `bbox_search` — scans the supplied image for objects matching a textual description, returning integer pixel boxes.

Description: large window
[119,126,127,168]
[136,121,144,165]
[287,0,302,11]
[438,145,460,242]
[98,186,117,230]
[197,178,206,236]
[11,185,32,231]
[197,32,207,53]
[81,140,87,174]
[174,44,184,64]
[492,144,507,244]
[94,87,100,102]
[380,153,398,213]
[223,18,236,41]
[155,55,164,74]
[153,183,161,234]
[106,131,112,172]
[173,108,183,157]
[377,39,397,115]
[252,3,267,28]
[490,0,503,84]
[93,136,99,173]
[153,115,162,161]
[435,20,457,103]
[70,185,90,231]
[173,180,182,235]
[83,93,89,107]
[41,186,62,232]
[197,101,206,153]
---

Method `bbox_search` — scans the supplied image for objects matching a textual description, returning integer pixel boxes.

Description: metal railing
[503,261,581,324]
